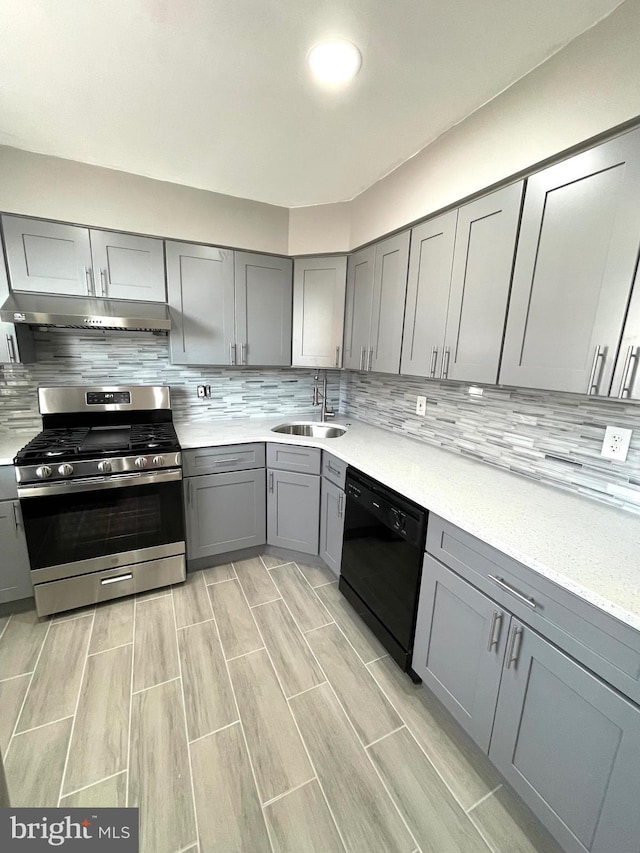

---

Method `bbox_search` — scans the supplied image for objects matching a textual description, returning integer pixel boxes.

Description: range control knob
[135,456,148,469]
[36,465,52,479]
[97,460,112,474]
[152,455,165,467]
[58,463,74,476]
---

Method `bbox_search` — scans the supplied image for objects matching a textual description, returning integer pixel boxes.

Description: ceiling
[0,0,626,207]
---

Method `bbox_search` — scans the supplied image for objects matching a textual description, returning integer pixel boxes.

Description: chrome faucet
[313,371,335,421]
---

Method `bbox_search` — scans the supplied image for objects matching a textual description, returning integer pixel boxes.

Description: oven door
[19,469,185,581]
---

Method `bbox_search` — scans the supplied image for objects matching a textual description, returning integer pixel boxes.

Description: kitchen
[1,2,640,852]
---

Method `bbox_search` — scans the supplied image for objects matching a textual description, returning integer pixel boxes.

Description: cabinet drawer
[322,452,347,489]
[426,515,640,704]
[267,443,321,474]
[0,466,17,501]
[183,443,265,476]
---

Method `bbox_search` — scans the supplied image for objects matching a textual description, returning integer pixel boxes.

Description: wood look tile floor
[0,558,563,853]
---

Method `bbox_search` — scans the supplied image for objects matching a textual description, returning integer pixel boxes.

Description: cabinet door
[234,252,292,366]
[89,230,166,302]
[267,470,320,556]
[0,322,35,364]
[292,256,347,367]
[185,469,266,560]
[319,478,344,577]
[413,555,510,751]
[500,130,640,395]
[2,215,93,296]
[370,232,410,375]
[611,261,640,400]
[490,620,640,853]
[0,500,33,603]
[400,211,457,378]
[343,246,375,370]
[444,183,523,384]
[166,241,235,365]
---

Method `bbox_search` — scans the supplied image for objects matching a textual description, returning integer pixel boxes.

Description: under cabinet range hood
[0,292,171,332]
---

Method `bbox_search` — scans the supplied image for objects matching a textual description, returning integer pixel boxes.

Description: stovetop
[15,423,181,464]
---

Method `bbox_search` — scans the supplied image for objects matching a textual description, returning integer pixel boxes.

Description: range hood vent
[0,292,171,332]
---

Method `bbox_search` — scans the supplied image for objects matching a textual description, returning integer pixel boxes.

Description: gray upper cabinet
[167,241,235,365]
[267,468,320,555]
[500,129,640,395]
[370,232,410,374]
[343,246,375,370]
[319,476,345,578]
[413,554,510,751]
[234,252,292,366]
[611,261,640,400]
[292,256,347,368]
[490,620,640,853]
[0,499,33,603]
[3,216,93,296]
[443,183,523,383]
[400,211,457,378]
[89,230,165,302]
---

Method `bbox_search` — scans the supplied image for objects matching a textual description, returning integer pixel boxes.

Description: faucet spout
[313,370,335,421]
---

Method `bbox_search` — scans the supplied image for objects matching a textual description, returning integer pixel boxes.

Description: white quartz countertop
[177,414,640,632]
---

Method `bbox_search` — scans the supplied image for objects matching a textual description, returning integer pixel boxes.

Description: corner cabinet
[2,216,166,301]
[235,252,292,366]
[343,232,410,374]
[266,444,321,555]
[292,256,347,368]
[499,128,640,395]
[400,182,523,384]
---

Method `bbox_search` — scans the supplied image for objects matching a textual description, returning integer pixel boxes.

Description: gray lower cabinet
[319,477,345,577]
[412,554,510,751]
[267,469,320,556]
[292,256,347,368]
[88,230,166,302]
[185,468,266,560]
[167,241,235,365]
[234,252,292,366]
[490,619,640,853]
[0,322,35,364]
[0,499,33,603]
[500,128,640,395]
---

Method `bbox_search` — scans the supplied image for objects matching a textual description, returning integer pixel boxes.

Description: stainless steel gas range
[14,385,186,616]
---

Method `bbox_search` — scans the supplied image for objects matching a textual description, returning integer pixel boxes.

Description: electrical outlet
[600,426,632,462]
[416,395,427,416]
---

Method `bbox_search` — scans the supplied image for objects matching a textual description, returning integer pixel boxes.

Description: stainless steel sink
[271,421,348,438]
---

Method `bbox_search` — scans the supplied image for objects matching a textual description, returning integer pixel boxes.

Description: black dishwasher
[339,469,428,680]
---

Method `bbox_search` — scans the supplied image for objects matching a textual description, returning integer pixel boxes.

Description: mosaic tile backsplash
[340,372,640,514]
[0,331,639,513]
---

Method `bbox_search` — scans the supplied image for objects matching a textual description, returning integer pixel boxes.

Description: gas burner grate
[129,423,180,452]
[16,428,89,462]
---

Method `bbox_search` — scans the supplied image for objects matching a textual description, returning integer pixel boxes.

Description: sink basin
[271,421,348,438]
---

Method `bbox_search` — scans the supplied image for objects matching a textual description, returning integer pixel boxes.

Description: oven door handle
[17,468,182,498]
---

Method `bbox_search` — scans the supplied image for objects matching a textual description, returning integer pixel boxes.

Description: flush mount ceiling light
[307,39,362,86]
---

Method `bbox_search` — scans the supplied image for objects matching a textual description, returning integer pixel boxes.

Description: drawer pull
[488,575,536,609]
[326,461,341,475]
[487,610,503,652]
[101,573,133,586]
[506,625,523,669]
[213,457,240,465]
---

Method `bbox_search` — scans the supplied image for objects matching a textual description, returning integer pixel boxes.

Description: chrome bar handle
[99,267,108,297]
[241,342,247,365]
[335,346,340,368]
[84,266,93,295]
[618,346,638,398]
[429,346,438,378]
[338,492,344,518]
[488,575,536,608]
[359,346,366,371]
[213,458,240,465]
[6,334,16,363]
[229,343,236,365]
[441,346,451,379]
[269,471,274,493]
[12,501,21,532]
[101,573,133,586]
[587,345,605,395]
[486,610,503,652]
[368,347,374,371]
[506,625,523,669]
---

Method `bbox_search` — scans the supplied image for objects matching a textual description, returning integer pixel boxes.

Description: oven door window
[21,480,184,571]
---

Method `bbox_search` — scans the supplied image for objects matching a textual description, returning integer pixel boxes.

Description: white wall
[289,0,640,253]
[287,202,351,255]
[0,147,290,254]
